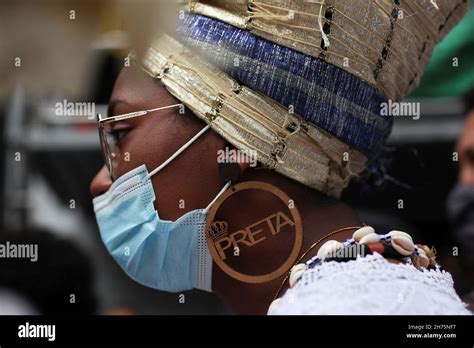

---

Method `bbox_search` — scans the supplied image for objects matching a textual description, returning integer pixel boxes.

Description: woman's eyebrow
[107,99,135,117]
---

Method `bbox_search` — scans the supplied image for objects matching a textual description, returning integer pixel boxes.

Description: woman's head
[90,66,232,221]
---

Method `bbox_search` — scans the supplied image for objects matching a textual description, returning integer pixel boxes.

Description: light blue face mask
[93,125,230,293]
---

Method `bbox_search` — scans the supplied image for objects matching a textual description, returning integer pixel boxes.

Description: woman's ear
[238,161,251,174]
[218,162,246,183]
[217,143,252,183]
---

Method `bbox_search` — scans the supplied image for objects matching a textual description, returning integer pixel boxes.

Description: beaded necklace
[271,225,437,306]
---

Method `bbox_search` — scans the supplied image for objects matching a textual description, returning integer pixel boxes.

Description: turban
[132,0,468,197]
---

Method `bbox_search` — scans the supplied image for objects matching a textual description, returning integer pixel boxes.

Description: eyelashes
[109,124,132,145]
[111,129,130,143]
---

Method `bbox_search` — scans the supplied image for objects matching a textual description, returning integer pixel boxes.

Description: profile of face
[90,66,228,220]
[89,65,360,313]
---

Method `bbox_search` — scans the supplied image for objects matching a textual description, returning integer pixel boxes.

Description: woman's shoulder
[268,253,472,315]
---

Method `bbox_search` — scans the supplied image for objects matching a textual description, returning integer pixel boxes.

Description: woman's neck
[211,169,362,314]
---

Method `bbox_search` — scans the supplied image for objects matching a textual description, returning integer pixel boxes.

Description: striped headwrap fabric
[175,13,392,159]
[179,0,468,101]
[133,0,468,197]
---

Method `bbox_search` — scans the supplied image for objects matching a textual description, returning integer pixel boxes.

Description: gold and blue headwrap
[132,0,468,197]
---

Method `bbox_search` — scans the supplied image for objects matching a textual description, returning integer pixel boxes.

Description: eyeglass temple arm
[98,103,183,124]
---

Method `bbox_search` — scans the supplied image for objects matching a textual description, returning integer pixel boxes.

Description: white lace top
[269,253,471,315]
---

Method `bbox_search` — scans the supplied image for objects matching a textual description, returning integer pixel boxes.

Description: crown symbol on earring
[207,221,229,242]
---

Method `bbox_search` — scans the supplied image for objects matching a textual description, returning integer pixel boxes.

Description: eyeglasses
[97,103,183,180]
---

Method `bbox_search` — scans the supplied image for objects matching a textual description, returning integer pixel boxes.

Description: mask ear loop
[144,124,211,181]
[142,121,231,217]
[203,181,232,217]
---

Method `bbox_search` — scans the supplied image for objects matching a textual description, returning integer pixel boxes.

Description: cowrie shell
[416,247,427,257]
[413,253,430,269]
[353,226,376,242]
[290,263,307,274]
[391,235,415,256]
[389,230,413,242]
[317,240,344,259]
[359,233,380,244]
[267,298,282,315]
[289,264,307,287]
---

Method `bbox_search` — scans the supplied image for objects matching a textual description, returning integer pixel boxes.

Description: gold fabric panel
[132,34,368,197]
[179,0,468,101]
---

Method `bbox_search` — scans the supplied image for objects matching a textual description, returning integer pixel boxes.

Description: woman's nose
[90,165,113,197]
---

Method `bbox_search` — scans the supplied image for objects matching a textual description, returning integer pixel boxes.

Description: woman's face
[90,66,227,221]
